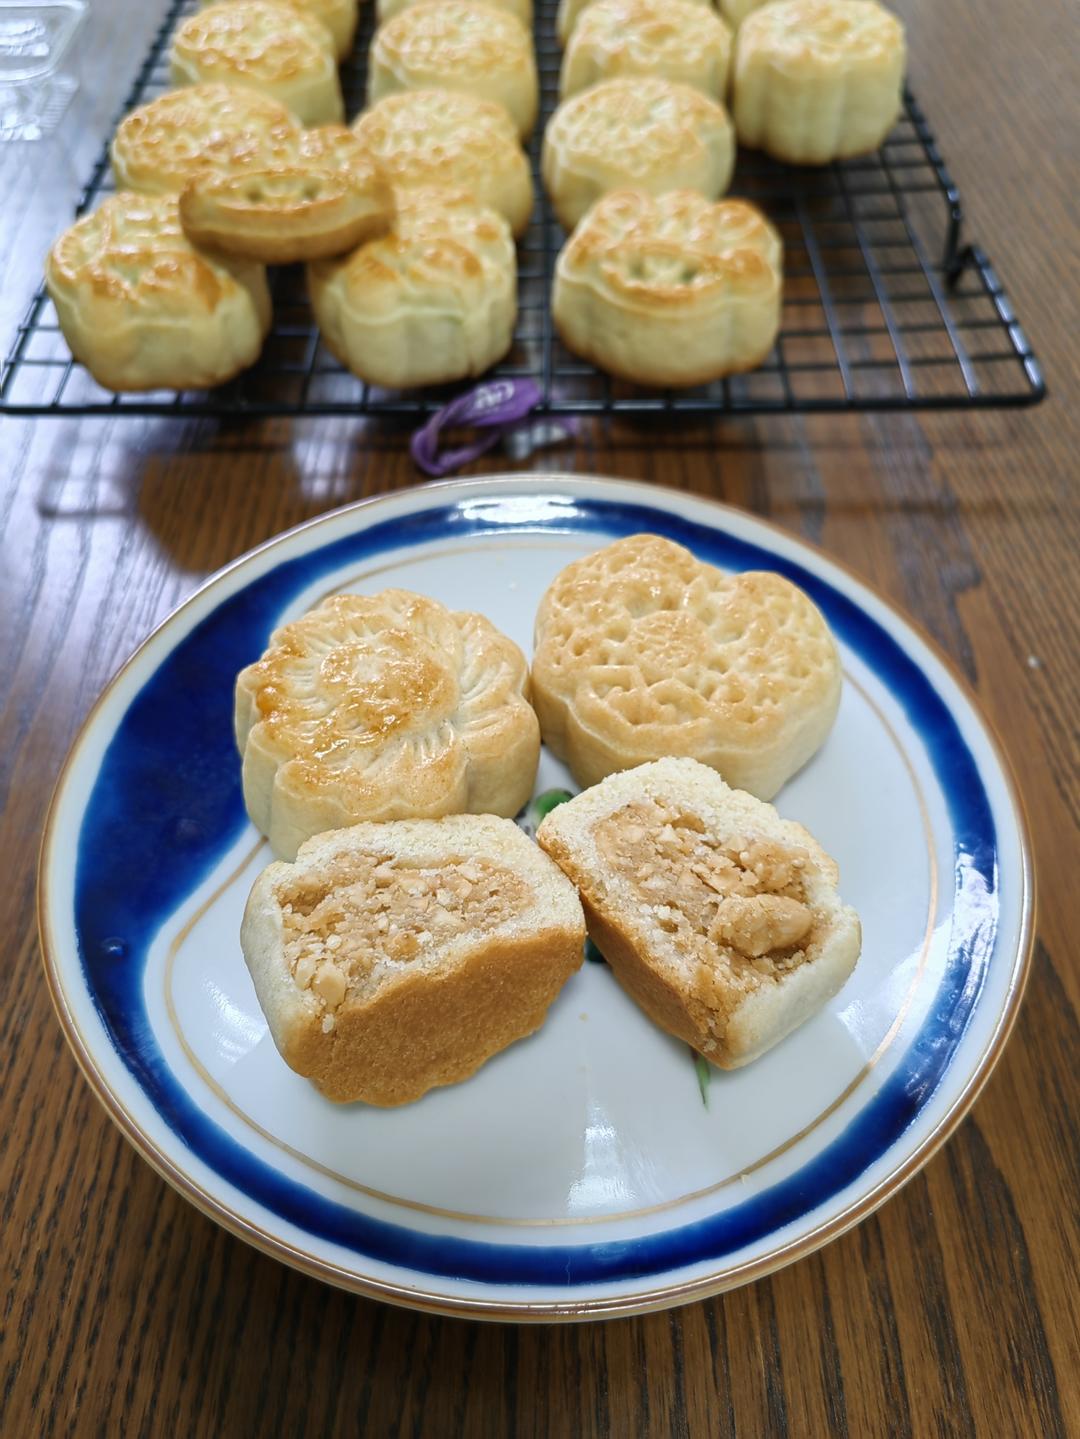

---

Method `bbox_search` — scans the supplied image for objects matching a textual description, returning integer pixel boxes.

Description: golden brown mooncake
[552,190,783,388]
[352,88,533,236]
[308,186,517,389]
[542,77,735,231]
[110,84,301,196]
[368,0,539,138]
[733,0,906,163]
[178,127,395,262]
[170,0,344,126]
[560,0,733,102]
[531,533,841,796]
[234,588,539,858]
[45,191,271,393]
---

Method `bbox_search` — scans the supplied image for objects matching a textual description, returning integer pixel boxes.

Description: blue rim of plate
[40,478,1033,1312]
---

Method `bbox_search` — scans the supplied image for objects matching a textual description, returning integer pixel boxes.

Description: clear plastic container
[0,0,85,139]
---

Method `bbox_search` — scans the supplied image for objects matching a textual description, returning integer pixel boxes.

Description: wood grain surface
[2,0,1077,1434]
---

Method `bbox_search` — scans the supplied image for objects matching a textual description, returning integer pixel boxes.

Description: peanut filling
[593,799,819,1008]
[279,856,532,1028]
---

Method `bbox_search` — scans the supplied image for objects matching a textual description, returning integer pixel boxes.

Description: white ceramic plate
[39,476,1032,1320]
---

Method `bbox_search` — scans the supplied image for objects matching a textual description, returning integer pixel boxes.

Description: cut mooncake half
[537,757,861,1067]
[241,814,586,1105]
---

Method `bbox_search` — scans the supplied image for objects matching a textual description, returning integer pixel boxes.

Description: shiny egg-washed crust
[553,189,782,388]
[201,0,359,58]
[353,89,533,236]
[45,192,271,393]
[293,123,386,172]
[110,84,301,196]
[170,0,344,126]
[555,0,710,47]
[542,77,734,231]
[378,0,530,24]
[368,0,539,138]
[531,533,840,797]
[536,759,861,1068]
[308,186,517,390]
[241,816,585,1105]
[733,0,906,163]
[560,0,733,102]
[234,587,540,860]
[178,130,395,262]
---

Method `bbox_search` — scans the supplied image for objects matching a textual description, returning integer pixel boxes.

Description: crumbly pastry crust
[235,587,539,859]
[560,0,733,102]
[368,0,539,138]
[733,0,906,163]
[353,88,534,236]
[171,0,344,126]
[552,189,783,388]
[179,128,395,262]
[241,815,586,1104]
[542,77,735,231]
[201,0,359,59]
[111,84,302,196]
[308,186,517,389]
[531,532,840,797]
[537,758,861,1067]
[45,192,271,393]
[378,0,531,25]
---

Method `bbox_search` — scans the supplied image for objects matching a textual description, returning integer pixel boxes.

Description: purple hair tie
[411,378,571,476]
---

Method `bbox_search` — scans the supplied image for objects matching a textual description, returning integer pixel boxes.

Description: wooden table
[2,0,1076,1432]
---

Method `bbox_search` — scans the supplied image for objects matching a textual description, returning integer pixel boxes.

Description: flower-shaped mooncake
[733,0,906,164]
[235,590,540,859]
[45,192,271,393]
[552,190,782,388]
[531,534,841,799]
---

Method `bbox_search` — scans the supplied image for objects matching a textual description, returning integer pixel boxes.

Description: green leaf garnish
[517,787,576,837]
[532,788,574,821]
[693,1051,711,1110]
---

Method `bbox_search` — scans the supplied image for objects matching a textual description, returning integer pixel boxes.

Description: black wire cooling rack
[0,0,1046,418]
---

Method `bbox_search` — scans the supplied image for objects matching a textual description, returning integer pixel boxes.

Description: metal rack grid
[0,0,1046,418]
